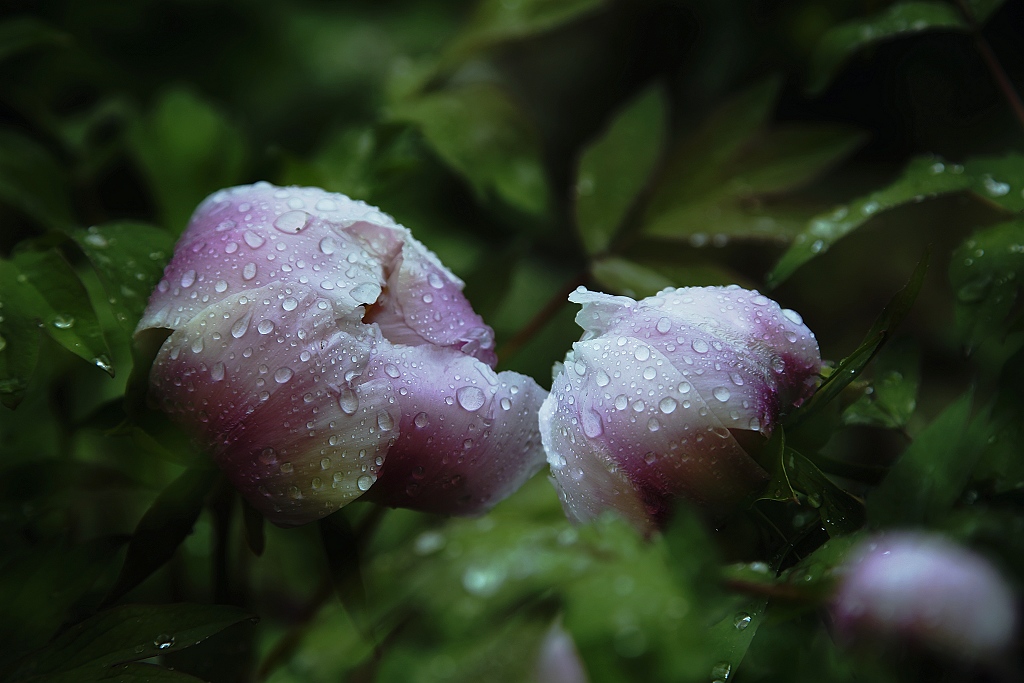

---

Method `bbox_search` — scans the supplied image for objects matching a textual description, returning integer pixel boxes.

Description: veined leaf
[575,85,666,255]
[391,83,549,215]
[808,2,968,94]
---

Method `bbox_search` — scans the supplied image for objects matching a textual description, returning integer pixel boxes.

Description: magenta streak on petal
[150,283,397,526]
[359,344,546,515]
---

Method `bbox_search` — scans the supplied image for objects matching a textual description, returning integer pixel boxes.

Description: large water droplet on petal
[274,367,293,383]
[456,386,486,411]
[338,387,359,415]
[582,409,604,438]
[243,231,265,249]
[377,411,394,431]
[357,474,375,491]
[273,210,310,234]
[713,386,731,402]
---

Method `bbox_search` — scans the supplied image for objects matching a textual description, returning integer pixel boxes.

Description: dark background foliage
[1,0,1023,681]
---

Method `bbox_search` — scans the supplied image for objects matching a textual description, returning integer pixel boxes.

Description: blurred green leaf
[0,249,114,398]
[103,468,220,606]
[8,603,254,681]
[0,17,67,64]
[71,222,174,336]
[974,348,1024,491]
[390,84,549,215]
[769,156,964,286]
[576,86,666,255]
[789,254,927,428]
[444,0,606,63]
[868,391,977,526]
[807,2,967,94]
[787,450,866,537]
[0,128,74,231]
[49,662,208,682]
[129,89,247,234]
[319,512,370,635]
[590,256,674,298]
[842,342,920,429]
[703,596,769,683]
[278,127,377,201]
[963,153,1024,212]
[961,0,1008,22]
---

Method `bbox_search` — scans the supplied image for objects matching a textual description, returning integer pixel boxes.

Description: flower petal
[150,283,398,526]
[359,344,546,515]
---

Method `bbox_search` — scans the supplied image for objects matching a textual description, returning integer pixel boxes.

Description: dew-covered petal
[150,283,398,526]
[359,344,546,515]
[832,532,1018,658]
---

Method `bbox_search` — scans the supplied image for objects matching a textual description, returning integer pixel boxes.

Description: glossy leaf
[787,450,866,537]
[0,128,74,231]
[575,86,666,255]
[8,603,254,680]
[807,2,967,94]
[129,89,247,234]
[390,84,549,215]
[963,153,1024,212]
[72,222,175,335]
[868,391,977,526]
[769,156,963,286]
[103,468,221,605]
[842,342,920,429]
[444,0,606,63]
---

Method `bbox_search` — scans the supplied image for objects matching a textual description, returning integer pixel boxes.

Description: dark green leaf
[769,156,966,286]
[444,0,606,63]
[71,222,174,336]
[842,341,920,429]
[103,468,220,605]
[961,0,1008,22]
[644,200,811,244]
[807,2,967,94]
[757,428,798,503]
[0,260,42,407]
[950,219,1024,348]
[0,17,68,64]
[241,498,266,557]
[868,391,977,526]
[963,153,1024,212]
[390,84,549,215]
[129,89,247,234]
[788,254,927,428]
[319,512,370,634]
[575,86,666,255]
[0,128,74,231]
[278,127,377,201]
[703,596,769,683]
[8,603,254,680]
[787,450,866,537]
[590,256,674,298]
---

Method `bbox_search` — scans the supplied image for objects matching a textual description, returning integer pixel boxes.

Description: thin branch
[496,271,588,363]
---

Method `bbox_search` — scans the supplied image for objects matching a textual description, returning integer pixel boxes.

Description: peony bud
[539,285,820,533]
[137,183,545,526]
[831,532,1018,658]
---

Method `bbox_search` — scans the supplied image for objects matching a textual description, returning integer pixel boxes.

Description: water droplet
[215,279,228,293]
[180,270,196,287]
[861,201,879,215]
[642,367,656,380]
[377,411,394,431]
[678,381,691,394]
[93,355,113,374]
[632,399,646,412]
[52,314,74,329]
[274,210,310,234]
[691,339,709,353]
[659,397,677,414]
[582,409,604,438]
[191,336,204,353]
[414,412,429,428]
[983,176,1010,197]
[713,387,731,402]
[210,362,225,381]
[499,397,512,410]
[242,262,257,280]
[338,387,359,414]
[274,367,293,383]
[734,613,752,630]
[456,386,486,411]
[428,273,444,289]
[711,662,732,681]
[384,363,401,378]
[357,474,375,491]
[319,236,337,254]
[595,370,610,387]
[280,462,294,473]
[614,394,628,410]
[230,311,252,338]
[350,282,381,304]
[782,309,803,325]
[656,317,671,334]
[644,451,657,464]
[634,345,651,361]
[748,416,760,431]
[243,231,265,248]
[154,634,175,650]
[257,319,275,335]
[647,417,660,431]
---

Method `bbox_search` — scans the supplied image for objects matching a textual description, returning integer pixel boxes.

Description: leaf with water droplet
[843,340,920,429]
[806,2,967,94]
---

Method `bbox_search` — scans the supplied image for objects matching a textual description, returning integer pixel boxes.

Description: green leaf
[842,341,920,429]
[590,256,674,298]
[643,198,812,243]
[71,222,174,335]
[963,153,1024,212]
[8,603,254,680]
[950,220,1024,350]
[390,84,549,215]
[703,596,769,683]
[0,260,42,407]
[788,254,928,428]
[319,512,370,635]
[66,662,208,682]
[961,0,1007,22]
[807,2,968,94]
[575,86,666,255]
[757,428,798,503]
[278,127,377,201]
[868,391,977,527]
[768,156,965,287]
[0,17,67,64]
[444,0,606,63]
[0,128,75,231]
[0,249,114,386]
[103,468,221,606]
[787,450,866,537]
[647,78,780,216]
[129,89,247,234]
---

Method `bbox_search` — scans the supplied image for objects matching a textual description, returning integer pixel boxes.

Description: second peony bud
[539,285,821,533]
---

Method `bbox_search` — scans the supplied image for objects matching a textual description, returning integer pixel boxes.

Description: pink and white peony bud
[539,285,820,533]
[138,183,545,526]
[832,532,1018,658]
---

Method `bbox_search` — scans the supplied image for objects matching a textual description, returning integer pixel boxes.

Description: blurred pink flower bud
[539,286,820,533]
[534,619,589,683]
[832,532,1018,658]
[137,183,545,526]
